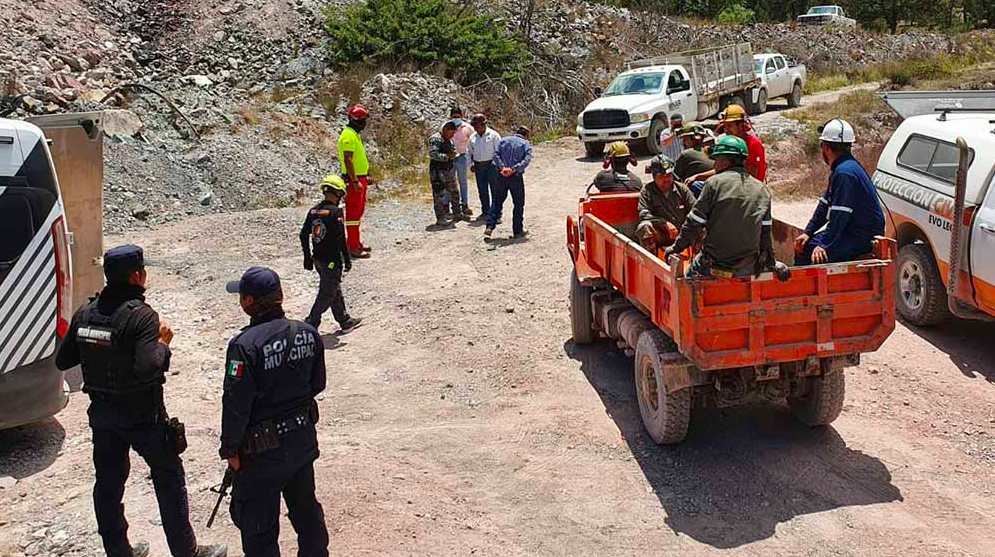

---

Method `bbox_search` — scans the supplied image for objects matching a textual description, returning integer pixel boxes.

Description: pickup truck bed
[567,192,897,443]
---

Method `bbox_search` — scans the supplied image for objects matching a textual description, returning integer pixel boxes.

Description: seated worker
[592,141,643,192]
[795,119,885,265]
[636,155,695,253]
[673,123,714,197]
[685,104,766,185]
[665,135,774,278]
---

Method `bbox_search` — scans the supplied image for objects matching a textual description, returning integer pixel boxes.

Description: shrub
[717,4,755,25]
[323,0,531,85]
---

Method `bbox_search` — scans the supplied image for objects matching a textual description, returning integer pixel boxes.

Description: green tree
[323,0,531,84]
[717,3,757,24]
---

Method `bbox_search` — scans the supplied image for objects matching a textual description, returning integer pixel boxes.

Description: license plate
[597,133,610,139]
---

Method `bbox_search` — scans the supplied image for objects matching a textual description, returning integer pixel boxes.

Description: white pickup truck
[797,6,857,26]
[874,91,995,325]
[576,43,759,157]
[753,53,807,112]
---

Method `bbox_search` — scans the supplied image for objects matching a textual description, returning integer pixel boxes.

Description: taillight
[51,216,72,338]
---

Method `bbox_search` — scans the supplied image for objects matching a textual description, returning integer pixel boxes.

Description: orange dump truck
[567,192,898,444]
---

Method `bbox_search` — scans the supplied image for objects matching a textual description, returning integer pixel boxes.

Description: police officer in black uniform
[55,245,226,557]
[221,267,330,557]
[300,175,361,334]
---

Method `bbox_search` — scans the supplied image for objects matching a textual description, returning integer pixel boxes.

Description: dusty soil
[2,138,995,557]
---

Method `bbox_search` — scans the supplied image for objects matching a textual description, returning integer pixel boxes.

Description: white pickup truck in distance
[753,53,807,112]
[797,5,857,26]
[874,91,995,326]
[577,43,759,158]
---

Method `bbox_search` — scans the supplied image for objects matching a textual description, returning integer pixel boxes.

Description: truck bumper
[577,121,652,143]
[0,355,69,430]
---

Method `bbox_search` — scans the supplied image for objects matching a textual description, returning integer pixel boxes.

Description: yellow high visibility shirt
[337,126,369,176]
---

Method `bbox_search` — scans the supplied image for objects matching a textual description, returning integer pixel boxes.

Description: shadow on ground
[0,418,66,480]
[564,339,903,549]
[902,318,995,384]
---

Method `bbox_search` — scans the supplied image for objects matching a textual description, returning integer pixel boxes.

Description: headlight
[629,113,651,123]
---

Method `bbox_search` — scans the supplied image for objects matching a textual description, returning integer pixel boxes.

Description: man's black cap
[226,266,281,298]
[103,245,144,281]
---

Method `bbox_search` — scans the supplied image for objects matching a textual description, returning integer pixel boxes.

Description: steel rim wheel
[638,354,660,416]
[900,259,925,312]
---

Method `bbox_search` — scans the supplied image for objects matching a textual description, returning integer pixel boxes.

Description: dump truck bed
[567,192,897,371]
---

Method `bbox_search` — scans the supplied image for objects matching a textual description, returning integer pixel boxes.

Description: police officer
[55,245,226,557]
[665,136,775,278]
[301,175,362,334]
[636,155,695,253]
[221,267,329,557]
[794,119,885,265]
[592,141,642,192]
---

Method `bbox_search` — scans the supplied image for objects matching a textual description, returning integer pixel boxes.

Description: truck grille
[583,109,629,130]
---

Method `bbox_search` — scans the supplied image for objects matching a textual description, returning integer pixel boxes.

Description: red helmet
[348,104,369,120]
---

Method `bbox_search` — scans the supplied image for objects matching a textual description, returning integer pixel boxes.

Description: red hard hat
[348,104,369,120]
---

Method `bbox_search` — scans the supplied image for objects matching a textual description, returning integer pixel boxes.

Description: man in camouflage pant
[428,121,466,227]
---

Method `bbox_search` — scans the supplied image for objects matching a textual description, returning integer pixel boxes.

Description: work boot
[454,212,471,222]
[475,212,488,222]
[514,229,530,240]
[483,227,493,238]
[131,542,151,557]
[349,249,371,259]
[340,317,363,334]
[359,243,373,253]
[193,545,228,557]
[461,204,473,217]
[435,217,453,227]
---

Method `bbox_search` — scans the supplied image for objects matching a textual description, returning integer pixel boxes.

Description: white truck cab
[576,66,697,158]
[753,53,807,111]
[874,92,995,325]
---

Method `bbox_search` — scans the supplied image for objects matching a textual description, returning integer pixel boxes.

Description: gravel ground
[1,138,994,557]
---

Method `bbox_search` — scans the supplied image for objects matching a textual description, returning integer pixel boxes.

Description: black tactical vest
[77,297,163,395]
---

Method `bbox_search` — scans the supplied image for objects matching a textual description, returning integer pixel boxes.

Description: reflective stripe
[761,220,772,226]
[829,205,853,213]
[818,197,828,205]
[689,211,707,224]
[344,220,361,226]
[327,262,336,270]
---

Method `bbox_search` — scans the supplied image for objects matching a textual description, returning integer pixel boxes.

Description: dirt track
[2,138,995,557]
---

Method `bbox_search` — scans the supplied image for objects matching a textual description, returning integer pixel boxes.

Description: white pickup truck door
[970,176,995,312]
[774,56,789,96]
[666,69,694,118]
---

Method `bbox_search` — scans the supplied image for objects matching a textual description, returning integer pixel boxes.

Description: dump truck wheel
[752,89,768,114]
[584,141,605,159]
[787,83,802,108]
[634,330,690,444]
[789,366,845,426]
[570,270,596,345]
[896,243,951,326]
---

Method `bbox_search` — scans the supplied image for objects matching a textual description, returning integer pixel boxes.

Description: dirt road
[2,138,995,557]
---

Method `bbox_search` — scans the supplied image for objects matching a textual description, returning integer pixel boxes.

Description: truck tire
[645,118,665,155]
[789,367,845,426]
[634,330,691,444]
[584,141,605,159]
[726,95,746,111]
[896,243,952,326]
[787,82,802,108]
[570,270,596,344]
[752,88,768,114]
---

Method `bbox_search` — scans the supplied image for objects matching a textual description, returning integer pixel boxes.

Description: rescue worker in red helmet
[338,104,372,259]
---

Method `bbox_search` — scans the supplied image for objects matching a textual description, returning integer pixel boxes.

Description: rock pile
[362,73,466,126]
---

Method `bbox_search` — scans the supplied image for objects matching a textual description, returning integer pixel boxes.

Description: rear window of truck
[897,134,975,185]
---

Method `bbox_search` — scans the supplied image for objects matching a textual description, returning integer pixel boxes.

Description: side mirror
[593,87,603,97]
[766,67,776,74]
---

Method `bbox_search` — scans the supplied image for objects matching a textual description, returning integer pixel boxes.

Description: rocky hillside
[0,0,976,232]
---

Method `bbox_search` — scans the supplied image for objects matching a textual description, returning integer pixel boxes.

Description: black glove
[303,257,313,271]
[344,261,352,273]
[773,261,791,282]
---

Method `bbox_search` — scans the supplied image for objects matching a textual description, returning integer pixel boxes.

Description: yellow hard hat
[718,104,747,124]
[320,175,347,194]
[606,141,631,159]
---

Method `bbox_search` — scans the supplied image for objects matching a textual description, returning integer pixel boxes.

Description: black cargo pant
[89,402,197,557]
[230,430,328,557]
[305,260,349,329]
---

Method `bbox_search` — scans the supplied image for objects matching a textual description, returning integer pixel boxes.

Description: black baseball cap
[104,245,144,282]
[226,266,281,297]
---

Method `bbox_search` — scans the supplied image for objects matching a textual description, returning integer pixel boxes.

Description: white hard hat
[818,118,856,144]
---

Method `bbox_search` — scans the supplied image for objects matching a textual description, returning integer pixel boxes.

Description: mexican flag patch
[227,361,244,378]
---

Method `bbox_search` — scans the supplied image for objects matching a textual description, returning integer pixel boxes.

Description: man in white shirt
[468,113,502,221]
[451,107,475,217]
[658,113,684,162]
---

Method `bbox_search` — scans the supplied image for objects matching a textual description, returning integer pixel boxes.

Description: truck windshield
[809,6,837,14]
[603,73,664,96]
[754,59,764,74]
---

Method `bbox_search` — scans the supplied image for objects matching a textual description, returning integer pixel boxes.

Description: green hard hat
[709,135,748,159]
